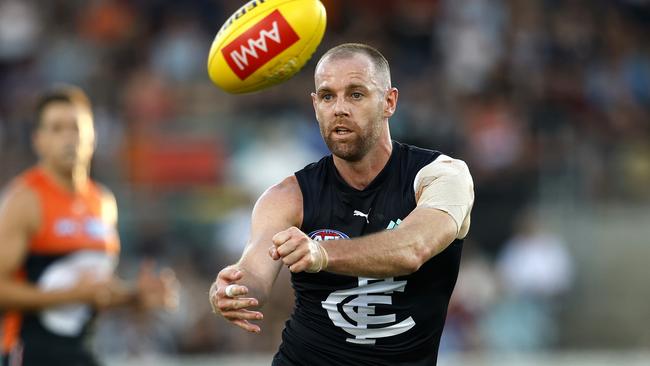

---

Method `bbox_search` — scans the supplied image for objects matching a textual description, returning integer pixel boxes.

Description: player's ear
[384,87,398,118]
[32,128,44,158]
[311,92,320,119]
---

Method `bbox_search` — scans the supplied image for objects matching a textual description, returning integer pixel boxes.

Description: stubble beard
[322,118,383,162]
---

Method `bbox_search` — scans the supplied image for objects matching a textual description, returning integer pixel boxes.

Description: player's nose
[333,97,350,117]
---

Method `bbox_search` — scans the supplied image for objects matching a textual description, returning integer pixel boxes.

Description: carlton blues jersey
[1,167,119,366]
[274,141,464,366]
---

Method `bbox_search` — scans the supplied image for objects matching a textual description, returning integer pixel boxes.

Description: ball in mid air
[207,0,327,94]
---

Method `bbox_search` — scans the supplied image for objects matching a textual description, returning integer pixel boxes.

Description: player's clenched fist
[209,266,263,333]
[270,226,328,273]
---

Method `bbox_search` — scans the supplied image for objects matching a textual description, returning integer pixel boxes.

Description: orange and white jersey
[24,167,119,256]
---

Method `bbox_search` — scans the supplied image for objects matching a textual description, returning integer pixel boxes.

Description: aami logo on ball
[308,229,350,241]
[222,9,300,80]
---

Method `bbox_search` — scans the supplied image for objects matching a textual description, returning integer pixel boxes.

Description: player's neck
[39,162,90,193]
[333,134,392,191]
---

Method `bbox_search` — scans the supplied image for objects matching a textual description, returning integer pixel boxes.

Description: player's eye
[351,92,363,99]
[322,94,333,101]
[50,123,63,133]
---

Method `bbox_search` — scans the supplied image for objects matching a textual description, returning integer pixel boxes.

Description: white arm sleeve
[413,155,475,239]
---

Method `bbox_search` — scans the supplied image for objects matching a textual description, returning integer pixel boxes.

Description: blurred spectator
[228,120,321,197]
[441,244,499,352]
[0,0,40,62]
[437,0,507,94]
[482,209,573,351]
[150,15,208,83]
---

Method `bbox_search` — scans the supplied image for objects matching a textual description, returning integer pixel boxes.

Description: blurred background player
[0,85,178,366]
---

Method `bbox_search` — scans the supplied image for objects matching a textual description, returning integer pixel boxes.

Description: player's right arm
[0,184,130,310]
[209,175,302,333]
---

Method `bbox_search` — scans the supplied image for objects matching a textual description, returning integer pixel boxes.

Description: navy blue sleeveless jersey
[273,141,464,366]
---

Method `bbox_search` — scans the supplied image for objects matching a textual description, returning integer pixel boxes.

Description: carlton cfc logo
[308,229,349,241]
[319,219,414,345]
[222,9,300,80]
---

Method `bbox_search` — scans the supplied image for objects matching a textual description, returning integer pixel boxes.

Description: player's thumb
[138,259,157,279]
[219,266,243,282]
[272,228,293,246]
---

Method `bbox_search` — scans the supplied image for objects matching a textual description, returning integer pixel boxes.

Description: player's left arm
[272,156,474,278]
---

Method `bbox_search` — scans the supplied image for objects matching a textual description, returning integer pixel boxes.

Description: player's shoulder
[296,154,330,175]
[0,173,40,225]
[254,175,303,226]
[431,152,469,167]
[294,155,330,197]
[262,175,302,203]
[395,141,470,173]
[93,181,116,203]
[412,154,472,189]
[1,181,38,206]
[1,167,40,201]
[395,140,440,156]
[393,141,446,176]
[6,167,43,190]
[394,140,443,165]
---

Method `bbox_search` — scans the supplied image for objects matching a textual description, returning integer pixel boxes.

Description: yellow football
[207,0,327,94]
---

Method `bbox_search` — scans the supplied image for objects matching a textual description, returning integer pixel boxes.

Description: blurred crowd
[1,0,649,359]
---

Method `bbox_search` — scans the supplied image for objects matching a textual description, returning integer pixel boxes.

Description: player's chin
[327,134,357,148]
[331,146,364,162]
[54,157,77,171]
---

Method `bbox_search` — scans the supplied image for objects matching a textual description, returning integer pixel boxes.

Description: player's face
[34,101,95,173]
[312,54,396,162]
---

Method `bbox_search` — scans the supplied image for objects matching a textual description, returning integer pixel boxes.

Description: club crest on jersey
[222,9,300,80]
[322,277,416,345]
[308,229,349,241]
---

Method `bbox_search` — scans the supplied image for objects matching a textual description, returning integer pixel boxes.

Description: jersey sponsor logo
[54,218,77,236]
[308,229,350,241]
[322,277,415,345]
[53,216,110,240]
[84,218,110,240]
[222,9,300,80]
